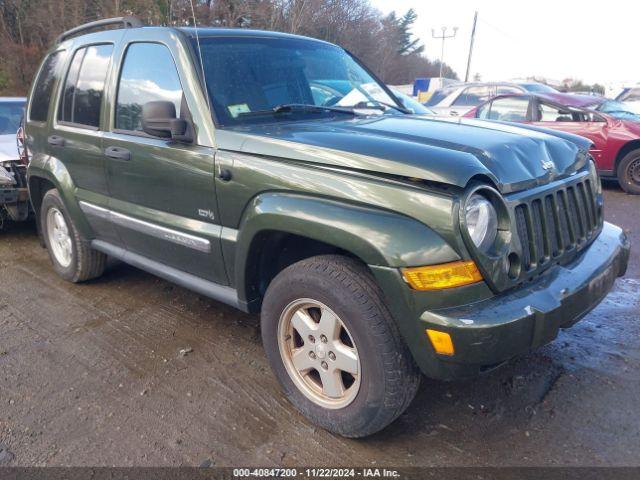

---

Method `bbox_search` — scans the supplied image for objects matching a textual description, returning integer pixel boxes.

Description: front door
[103,41,227,284]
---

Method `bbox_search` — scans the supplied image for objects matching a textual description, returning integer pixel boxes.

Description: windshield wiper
[237,103,361,118]
[351,100,412,114]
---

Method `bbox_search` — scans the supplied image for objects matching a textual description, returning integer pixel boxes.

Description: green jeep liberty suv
[25,17,630,437]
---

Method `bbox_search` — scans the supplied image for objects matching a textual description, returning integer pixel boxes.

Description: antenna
[189,0,212,115]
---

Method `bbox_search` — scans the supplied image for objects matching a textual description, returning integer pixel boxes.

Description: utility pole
[432,26,458,80]
[464,11,478,83]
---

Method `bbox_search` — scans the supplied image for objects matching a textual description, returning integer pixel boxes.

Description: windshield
[193,36,400,126]
[391,90,434,115]
[520,83,557,93]
[0,101,25,135]
[597,100,640,121]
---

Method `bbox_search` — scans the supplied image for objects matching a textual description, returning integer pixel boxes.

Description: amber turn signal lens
[402,260,483,290]
[426,329,455,356]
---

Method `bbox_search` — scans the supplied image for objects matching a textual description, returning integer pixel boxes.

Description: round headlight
[588,158,602,195]
[465,194,498,251]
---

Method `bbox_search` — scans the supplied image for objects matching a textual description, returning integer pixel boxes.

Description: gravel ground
[0,181,638,467]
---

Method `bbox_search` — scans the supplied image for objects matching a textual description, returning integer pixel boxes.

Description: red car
[464,92,640,194]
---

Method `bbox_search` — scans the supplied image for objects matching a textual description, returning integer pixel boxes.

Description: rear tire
[617,149,640,195]
[261,255,420,437]
[41,189,106,282]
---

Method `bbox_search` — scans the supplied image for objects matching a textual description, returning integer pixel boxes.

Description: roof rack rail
[55,16,144,44]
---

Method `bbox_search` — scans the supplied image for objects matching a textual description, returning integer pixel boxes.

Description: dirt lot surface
[0,182,638,467]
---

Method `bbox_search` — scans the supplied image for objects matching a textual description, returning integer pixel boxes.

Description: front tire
[617,149,640,195]
[41,189,106,282]
[261,255,420,437]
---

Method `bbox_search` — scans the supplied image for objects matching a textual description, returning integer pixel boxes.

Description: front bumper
[371,222,630,380]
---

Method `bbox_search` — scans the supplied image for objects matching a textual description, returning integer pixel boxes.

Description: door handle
[218,168,232,182]
[104,146,131,161]
[47,135,65,147]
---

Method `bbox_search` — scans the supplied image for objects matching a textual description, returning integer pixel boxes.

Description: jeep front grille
[514,177,601,272]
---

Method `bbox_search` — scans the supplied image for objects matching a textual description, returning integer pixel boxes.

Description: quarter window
[29,50,66,122]
[58,44,113,128]
[115,43,183,132]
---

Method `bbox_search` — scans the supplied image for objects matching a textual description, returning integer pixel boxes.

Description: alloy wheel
[277,298,361,409]
[46,207,73,268]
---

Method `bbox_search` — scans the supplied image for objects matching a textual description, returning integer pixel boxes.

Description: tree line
[0,0,458,96]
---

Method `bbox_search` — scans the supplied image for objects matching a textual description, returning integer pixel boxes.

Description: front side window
[453,86,492,107]
[115,43,183,132]
[58,44,113,128]
[194,36,399,126]
[479,96,529,122]
[29,50,66,122]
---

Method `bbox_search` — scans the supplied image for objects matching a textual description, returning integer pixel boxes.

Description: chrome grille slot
[514,177,600,274]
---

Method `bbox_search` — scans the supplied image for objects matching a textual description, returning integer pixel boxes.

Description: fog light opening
[507,252,521,280]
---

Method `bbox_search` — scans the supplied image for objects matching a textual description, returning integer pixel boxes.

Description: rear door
[48,42,120,243]
[103,40,227,284]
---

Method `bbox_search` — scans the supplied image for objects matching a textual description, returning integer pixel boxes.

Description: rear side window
[58,44,113,128]
[480,97,530,122]
[425,86,456,106]
[115,43,183,132]
[619,88,640,102]
[496,85,522,95]
[29,50,66,122]
[453,86,492,106]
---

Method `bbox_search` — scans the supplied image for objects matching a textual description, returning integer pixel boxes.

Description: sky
[370,0,639,87]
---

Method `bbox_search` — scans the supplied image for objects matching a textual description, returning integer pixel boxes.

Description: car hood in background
[217,115,591,194]
[0,134,19,162]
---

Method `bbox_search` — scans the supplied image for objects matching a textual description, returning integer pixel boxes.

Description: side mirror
[141,101,193,143]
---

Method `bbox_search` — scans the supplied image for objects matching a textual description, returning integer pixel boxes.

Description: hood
[217,115,591,194]
[0,134,19,162]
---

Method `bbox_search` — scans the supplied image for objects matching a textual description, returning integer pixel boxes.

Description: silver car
[0,97,29,225]
[616,87,640,115]
[425,81,556,116]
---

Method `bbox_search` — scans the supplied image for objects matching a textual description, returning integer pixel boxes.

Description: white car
[425,81,557,116]
[390,89,435,115]
[616,87,640,114]
[0,97,29,225]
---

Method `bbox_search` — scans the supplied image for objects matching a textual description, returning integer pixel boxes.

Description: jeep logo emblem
[541,159,555,171]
